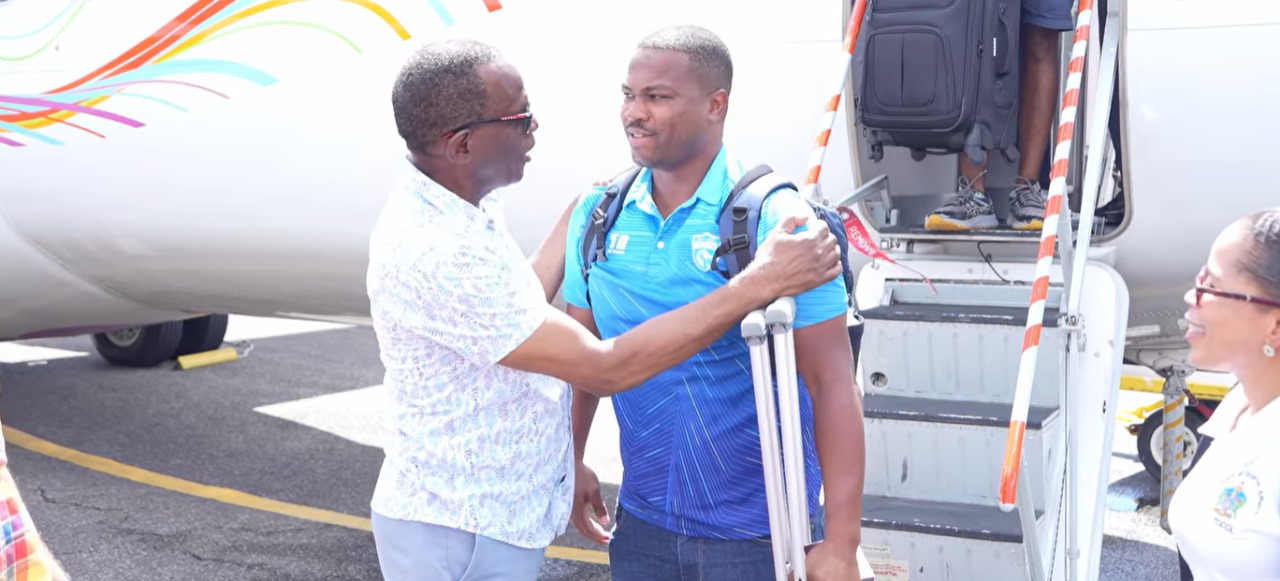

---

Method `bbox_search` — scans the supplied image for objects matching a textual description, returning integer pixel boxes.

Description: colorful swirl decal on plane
[0,0,504,147]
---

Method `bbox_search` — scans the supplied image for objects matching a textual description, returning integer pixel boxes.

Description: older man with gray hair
[365,38,844,580]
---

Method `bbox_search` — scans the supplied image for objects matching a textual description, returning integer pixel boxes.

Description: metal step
[860,495,1039,581]
[863,395,1061,511]
[859,303,1065,409]
[863,394,1058,429]
[862,494,1038,543]
[860,303,1062,327]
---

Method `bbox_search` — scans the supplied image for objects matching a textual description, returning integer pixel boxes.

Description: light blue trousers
[371,511,546,581]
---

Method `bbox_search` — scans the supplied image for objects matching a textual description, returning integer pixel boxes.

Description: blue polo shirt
[561,146,847,539]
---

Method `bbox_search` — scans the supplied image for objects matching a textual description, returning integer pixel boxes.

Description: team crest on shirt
[1212,469,1263,532]
[690,232,720,272]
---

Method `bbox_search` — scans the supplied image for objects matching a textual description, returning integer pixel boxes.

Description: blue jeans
[608,506,826,581]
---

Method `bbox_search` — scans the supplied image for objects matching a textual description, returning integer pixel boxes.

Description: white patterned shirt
[365,161,574,549]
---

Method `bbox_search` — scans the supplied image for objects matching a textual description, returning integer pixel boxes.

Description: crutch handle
[765,296,797,326]
[741,309,769,340]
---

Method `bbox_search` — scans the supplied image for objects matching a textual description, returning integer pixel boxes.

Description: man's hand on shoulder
[741,214,841,300]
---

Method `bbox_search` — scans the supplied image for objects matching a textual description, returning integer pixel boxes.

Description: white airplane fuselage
[2,0,863,340]
[1,0,1278,373]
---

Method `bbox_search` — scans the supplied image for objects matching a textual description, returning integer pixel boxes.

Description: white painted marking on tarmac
[254,386,389,449]
[224,315,354,342]
[583,398,623,486]
[0,343,88,364]
[252,384,627,486]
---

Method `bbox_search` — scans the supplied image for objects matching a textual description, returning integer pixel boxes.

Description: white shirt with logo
[365,162,574,550]
[1169,390,1280,580]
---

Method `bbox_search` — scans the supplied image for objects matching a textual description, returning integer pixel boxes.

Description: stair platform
[878,225,1043,244]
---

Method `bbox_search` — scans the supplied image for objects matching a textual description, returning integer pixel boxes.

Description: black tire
[1137,406,1207,481]
[91,321,184,368]
[174,314,229,357]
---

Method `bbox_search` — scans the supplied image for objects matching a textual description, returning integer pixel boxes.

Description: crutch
[742,296,810,580]
[744,297,877,581]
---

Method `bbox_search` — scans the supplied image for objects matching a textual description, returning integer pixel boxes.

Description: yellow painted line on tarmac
[3,427,609,566]
[548,545,610,565]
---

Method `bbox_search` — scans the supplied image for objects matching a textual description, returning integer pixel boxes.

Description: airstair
[829,1,1130,579]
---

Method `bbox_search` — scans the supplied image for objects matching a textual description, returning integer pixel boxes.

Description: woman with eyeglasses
[1168,206,1280,581]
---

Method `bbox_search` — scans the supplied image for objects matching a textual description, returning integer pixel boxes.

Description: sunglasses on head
[1193,265,1280,308]
[441,111,534,139]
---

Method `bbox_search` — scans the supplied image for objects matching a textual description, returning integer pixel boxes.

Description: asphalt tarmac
[0,316,1185,580]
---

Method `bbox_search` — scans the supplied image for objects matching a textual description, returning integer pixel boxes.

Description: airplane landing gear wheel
[91,321,184,368]
[175,314,229,357]
[90,314,229,368]
[1137,407,1206,481]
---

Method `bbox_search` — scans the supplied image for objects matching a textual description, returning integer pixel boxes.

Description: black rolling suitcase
[853,0,1023,167]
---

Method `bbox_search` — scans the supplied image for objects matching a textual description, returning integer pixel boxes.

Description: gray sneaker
[1008,177,1047,231]
[925,175,998,230]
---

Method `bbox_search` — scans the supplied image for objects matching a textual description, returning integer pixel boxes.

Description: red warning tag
[837,206,936,294]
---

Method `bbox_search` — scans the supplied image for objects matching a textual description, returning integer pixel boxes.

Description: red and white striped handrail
[799,0,867,205]
[998,0,1096,512]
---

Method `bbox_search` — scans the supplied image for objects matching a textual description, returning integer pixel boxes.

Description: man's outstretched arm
[399,208,837,399]
[501,215,838,396]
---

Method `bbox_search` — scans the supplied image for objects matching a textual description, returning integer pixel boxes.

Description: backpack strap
[712,164,796,279]
[579,166,642,307]
[810,201,857,307]
[712,164,858,307]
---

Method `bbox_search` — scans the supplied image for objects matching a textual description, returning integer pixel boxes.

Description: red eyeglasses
[1193,265,1280,308]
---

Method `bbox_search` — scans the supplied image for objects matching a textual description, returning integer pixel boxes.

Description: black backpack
[577,164,856,309]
